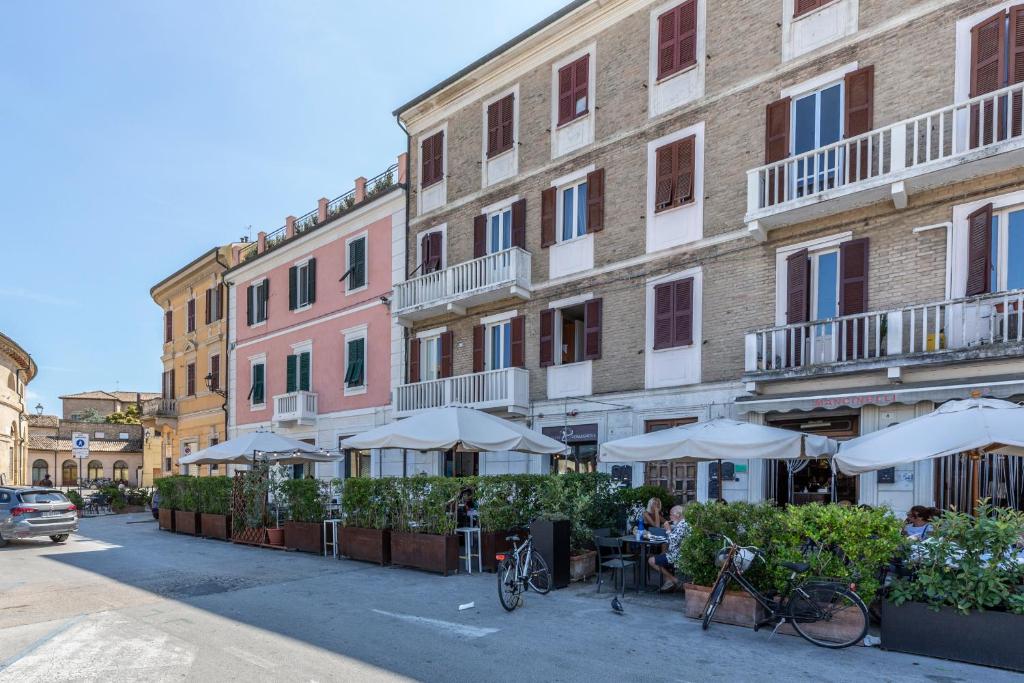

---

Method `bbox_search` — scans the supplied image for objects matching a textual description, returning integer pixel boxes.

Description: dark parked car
[0,487,78,546]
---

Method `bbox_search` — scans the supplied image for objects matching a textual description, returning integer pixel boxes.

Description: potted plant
[389,477,461,575]
[281,477,328,553]
[340,477,392,565]
[475,474,544,572]
[155,475,185,532]
[538,473,620,587]
[174,477,202,535]
[199,476,233,540]
[884,502,1024,672]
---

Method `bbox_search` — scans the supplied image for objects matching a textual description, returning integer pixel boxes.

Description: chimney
[354,177,367,204]
[317,197,329,222]
[257,231,267,253]
[285,215,296,238]
[397,152,408,184]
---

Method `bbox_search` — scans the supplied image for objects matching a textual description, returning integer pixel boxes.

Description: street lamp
[204,372,226,397]
[35,403,43,416]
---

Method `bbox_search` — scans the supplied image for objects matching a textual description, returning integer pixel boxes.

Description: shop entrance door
[766,414,859,505]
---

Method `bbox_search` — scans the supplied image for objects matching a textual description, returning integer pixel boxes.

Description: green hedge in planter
[618,484,674,520]
[392,477,465,535]
[154,475,191,511]
[474,474,547,532]
[890,502,1024,614]
[537,472,619,554]
[342,478,393,529]
[198,476,233,515]
[280,478,330,523]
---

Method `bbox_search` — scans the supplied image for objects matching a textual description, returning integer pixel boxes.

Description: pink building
[227,158,406,478]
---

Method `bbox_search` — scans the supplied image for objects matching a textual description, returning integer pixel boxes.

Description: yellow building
[143,245,240,480]
[0,332,36,485]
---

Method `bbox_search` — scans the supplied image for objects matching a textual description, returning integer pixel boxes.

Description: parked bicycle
[701,533,868,648]
[496,530,551,612]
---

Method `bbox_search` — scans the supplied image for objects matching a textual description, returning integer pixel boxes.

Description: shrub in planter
[617,484,674,524]
[155,475,189,531]
[340,477,392,564]
[67,490,85,516]
[281,478,329,553]
[173,477,202,535]
[198,476,233,540]
[538,472,619,555]
[475,474,546,571]
[390,477,462,575]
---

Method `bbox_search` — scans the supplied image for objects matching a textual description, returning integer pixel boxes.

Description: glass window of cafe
[766,414,859,505]
[544,424,598,474]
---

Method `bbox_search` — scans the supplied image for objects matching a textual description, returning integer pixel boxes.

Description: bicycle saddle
[505,534,520,542]
[781,561,811,573]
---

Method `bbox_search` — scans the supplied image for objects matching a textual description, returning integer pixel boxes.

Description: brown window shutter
[408,337,421,383]
[511,198,527,249]
[586,168,605,232]
[420,232,433,272]
[486,100,500,157]
[675,136,696,206]
[165,310,173,342]
[473,214,487,258]
[678,0,698,71]
[786,249,810,325]
[765,97,791,163]
[573,55,589,117]
[169,368,175,400]
[510,316,525,368]
[216,283,224,320]
[440,331,454,378]
[557,63,574,125]
[583,298,603,361]
[473,325,485,373]
[653,283,673,350]
[966,203,994,296]
[656,8,677,80]
[421,135,434,186]
[500,93,514,153]
[674,277,694,347]
[539,309,555,367]
[210,354,220,391]
[205,289,212,325]
[1011,6,1024,137]
[844,66,874,137]
[654,142,675,212]
[541,187,556,248]
[432,131,444,186]
[971,13,1006,97]
[838,238,870,316]
[794,0,823,18]
[429,232,442,270]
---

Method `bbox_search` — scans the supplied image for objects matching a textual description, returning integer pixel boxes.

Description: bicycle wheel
[497,558,521,612]
[701,575,728,631]
[526,550,551,594]
[787,584,868,648]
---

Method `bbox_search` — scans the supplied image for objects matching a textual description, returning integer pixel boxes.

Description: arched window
[112,460,128,482]
[32,460,48,485]
[87,461,103,480]
[62,460,78,486]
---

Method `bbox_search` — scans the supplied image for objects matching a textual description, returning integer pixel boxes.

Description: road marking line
[0,615,83,672]
[370,609,498,639]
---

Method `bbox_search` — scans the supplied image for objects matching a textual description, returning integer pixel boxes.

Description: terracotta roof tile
[27,414,59,428]
[28,435,143,453]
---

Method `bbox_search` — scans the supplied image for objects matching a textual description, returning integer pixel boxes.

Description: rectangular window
[557,55,590,126]
[119,432,129,440]
[654,136,696,213]
[290,260,316,309]
[250,362,265,406]
[991,208,1024,292]
[186,299,196,333]
[347,236,367,290]
[811,251,839,321]
[793,83,843,195]
[164,310,173,343]
[186,362,196,396]
[344,338,366,388]
[421,336,442,382]
[488,208,512,253]
[249,281,269,325]
[559,179,588,242]
[652,277,694,350]
[421,130,444,187]
[209,354,220,392]
[486,321,512,371]
[656,1,698,81]
[486,93,515,158]
[286,351,311,393]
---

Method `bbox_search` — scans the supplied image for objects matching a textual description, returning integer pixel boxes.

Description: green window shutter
[252,364,265,404]
[288,266,298,310]
[345,339,365,387]
[307,258,317,304]
[349,238,366,289]
[299,351,311,391]
[286,354,297,393]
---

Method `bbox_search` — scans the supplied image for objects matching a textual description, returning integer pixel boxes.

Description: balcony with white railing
[393,248,532,324]
[273,390,318,426]
[393,367,530,417]
[746,82,1024,238]
[744,289,1024,381]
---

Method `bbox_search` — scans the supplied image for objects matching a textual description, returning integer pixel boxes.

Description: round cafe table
[617,535,667,591]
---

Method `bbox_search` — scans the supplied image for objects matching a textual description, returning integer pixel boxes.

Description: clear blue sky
[0,0,565,415]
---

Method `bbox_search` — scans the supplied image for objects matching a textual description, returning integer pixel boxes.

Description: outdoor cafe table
[618,535,666,591]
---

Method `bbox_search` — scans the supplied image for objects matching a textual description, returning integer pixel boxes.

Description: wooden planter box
[174,510,201,536]
[684,584,766,628]
[481,529,519,573]
[284,521,323,554]
[531,518,570,589]
[882,600,1024,672]
[158,508,175,532]
[570,550,597,582]
[340,527,391,565]
[201,513,231,540]
[390,531,459,576]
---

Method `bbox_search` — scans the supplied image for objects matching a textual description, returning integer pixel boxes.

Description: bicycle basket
[715,548,756,573]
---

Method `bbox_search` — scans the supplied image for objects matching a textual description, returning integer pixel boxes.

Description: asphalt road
[0,514,1014,682]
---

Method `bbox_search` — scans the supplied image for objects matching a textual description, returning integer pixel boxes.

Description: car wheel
[49,534,69,543]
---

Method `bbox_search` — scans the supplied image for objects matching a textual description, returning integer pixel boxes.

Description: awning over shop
[735,377,1024,415]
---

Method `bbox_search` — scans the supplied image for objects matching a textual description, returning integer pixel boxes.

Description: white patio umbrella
[598,417,838,463]
[834,398,1024,475]
[339,406,569,455]
[179,430,330,467]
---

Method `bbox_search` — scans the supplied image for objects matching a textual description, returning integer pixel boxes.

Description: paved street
[0,514,1014,682]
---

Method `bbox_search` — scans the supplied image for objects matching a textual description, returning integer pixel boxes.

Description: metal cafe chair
[594,535,638,595]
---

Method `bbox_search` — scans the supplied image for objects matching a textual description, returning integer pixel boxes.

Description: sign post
[72,432,89,497]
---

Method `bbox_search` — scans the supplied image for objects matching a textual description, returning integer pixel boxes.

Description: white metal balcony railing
[747,82,1024,221]
[394,367,529,415]
[745,289,1024,375]
[393,248,531,319]
[273,390,318,425]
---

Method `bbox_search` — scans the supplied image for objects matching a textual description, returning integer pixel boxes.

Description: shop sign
[542,423,598,444]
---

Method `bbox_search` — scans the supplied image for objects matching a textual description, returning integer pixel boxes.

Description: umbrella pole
[716,459,723,502]
[402,449,407,478]
[970,449,982,514]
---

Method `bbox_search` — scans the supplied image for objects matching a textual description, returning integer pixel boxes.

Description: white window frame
[345,231,369,294]
[556,177,589,244]
[485,320,513,371]
[250,277,268,326]
[290,340,313,393]
[549,43,597,159]
[293,258,313,311]
[249,353,267,410]
[774,232,852,325]
[417,122,448,215]
[481,84,520,188]
[992,205,1024,292]
[342,325,368,396]
[487,206,513,254]
[781,0,859,63]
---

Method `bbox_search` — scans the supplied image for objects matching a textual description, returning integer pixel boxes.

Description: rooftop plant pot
[882,600,1024,672]
[570,550,597,583]
[284,521,323,554]
[266,527,285,547]
[174,510,201,536]
[531,518,570,589]
[201,513,231,540]
[158,507,175,532]
[684,583,766,628]
[390,531,459,576]
[340,527,391,565]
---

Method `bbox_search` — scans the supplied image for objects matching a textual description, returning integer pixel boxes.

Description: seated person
[648,505,690,592]
[904,505,935,541]
[642,497,664,530]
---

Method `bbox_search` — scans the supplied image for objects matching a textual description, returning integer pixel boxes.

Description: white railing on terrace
[745,289,1024,373]
[142,398,177,417]
[273,390,318,423]
[393,248,531,313]
[394,367,529,414]
[748,81,1024,213]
